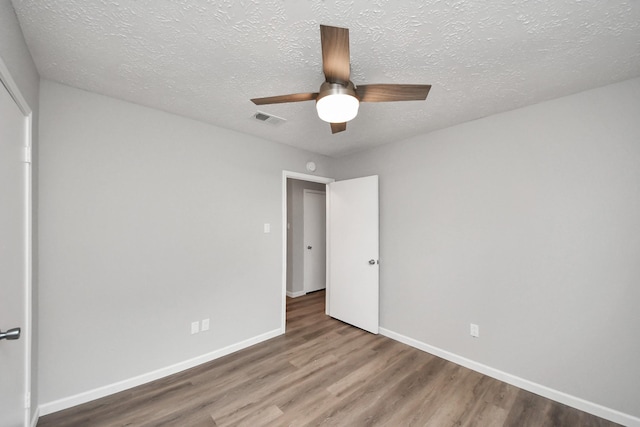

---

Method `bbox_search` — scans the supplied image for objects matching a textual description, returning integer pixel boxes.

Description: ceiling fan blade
[356,84,432,102]
[330,122,347,134]
[251,92,318,105]
[320,25,351,85]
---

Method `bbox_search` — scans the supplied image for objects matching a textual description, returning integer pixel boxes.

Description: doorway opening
[281,171,333,331]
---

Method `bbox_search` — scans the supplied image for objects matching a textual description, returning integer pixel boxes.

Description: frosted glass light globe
[315,81,360,123]
[316,93,359,123]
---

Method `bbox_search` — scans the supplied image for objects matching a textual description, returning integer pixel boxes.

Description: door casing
[0,56,34,427]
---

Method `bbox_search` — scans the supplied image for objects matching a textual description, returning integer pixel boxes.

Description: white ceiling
[12,0,640,157]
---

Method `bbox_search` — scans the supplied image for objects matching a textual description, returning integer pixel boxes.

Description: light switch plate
[202,318,210,331]
[264,223,270,233]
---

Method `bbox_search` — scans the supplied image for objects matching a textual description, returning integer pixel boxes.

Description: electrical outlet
[470,323,480,338]
[201,318,210,331]
[191,321,200,334]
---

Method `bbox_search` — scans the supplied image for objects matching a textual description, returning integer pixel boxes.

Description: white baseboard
[30,407,39,427]
[39,328,282,416]
[286,290,306,298]
[379,328,640,427]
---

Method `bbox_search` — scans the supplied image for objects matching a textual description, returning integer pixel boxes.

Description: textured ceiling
[11,0,640,157]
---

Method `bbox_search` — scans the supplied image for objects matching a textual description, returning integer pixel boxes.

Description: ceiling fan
[251,25,432,134]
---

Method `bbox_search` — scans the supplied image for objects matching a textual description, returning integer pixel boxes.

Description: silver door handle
[0,327,20,341]
[307,246,312,249]
[369,259,376,265]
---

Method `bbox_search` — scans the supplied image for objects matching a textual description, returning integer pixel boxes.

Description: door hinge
[25,392,31,409]
[23,146,32,164]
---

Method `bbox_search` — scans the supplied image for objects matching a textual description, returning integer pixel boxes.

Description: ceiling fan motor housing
[317,81,358,100]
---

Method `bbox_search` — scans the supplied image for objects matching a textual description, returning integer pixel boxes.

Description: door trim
[0,56,34,427]
[281,171,333,333]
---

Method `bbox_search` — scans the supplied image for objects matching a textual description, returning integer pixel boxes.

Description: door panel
[0,81,28,427]
[303,190,326,293]
[328,175,379,334]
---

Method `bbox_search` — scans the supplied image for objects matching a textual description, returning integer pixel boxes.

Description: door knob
[369,259,376,265]
[0,327,20,341]
[307,246,312,249]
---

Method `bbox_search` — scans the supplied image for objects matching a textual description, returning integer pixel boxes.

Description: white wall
[286,179,326,296]
[37,80,334,407]
[0,1,40,419]
[334,77,640,421]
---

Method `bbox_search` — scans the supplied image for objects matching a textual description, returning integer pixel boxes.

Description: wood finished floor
[38,290,620,427]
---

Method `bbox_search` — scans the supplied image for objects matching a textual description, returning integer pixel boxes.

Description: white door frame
[0,57,34,427]
[281,171,333,332]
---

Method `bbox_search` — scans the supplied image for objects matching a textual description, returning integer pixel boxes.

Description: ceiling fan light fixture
[250,25,431,135]
[316,81,359,123]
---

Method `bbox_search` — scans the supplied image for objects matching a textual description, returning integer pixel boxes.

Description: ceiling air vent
[252,111,286,126]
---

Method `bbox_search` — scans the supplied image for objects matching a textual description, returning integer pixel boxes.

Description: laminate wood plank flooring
[38,290,621,426]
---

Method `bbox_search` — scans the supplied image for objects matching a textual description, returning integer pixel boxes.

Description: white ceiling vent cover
[253,111,286,126]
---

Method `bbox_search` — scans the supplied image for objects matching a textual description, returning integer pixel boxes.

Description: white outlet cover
[201,318,210,331]
[264,223,270,233]
[191,321,199,334]
[470,323,480,338]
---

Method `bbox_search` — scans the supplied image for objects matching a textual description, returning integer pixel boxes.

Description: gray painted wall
[334,77,640,418]
[0,1,40,418]
[286,179,326,295]
[23,36,640,421]
[37,80,333,404]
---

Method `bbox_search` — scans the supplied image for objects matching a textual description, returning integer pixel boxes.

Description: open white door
[328,175,379,334]
[0,77,31,427]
